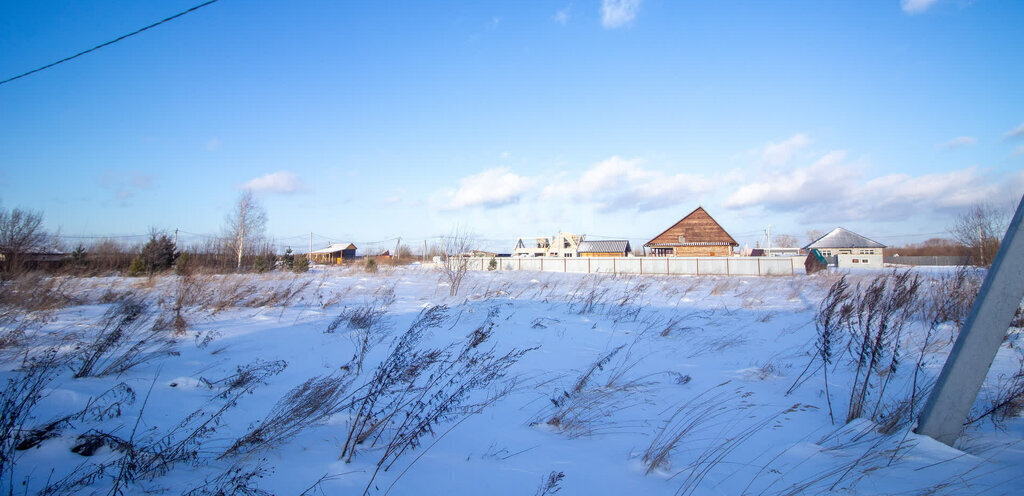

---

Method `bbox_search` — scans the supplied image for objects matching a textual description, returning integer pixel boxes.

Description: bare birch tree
[223,190,267,271]
[0,207,48,276]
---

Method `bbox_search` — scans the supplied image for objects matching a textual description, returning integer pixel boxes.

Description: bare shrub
[200,359,288,399]
[223,374,353,458]
[42,360,285,495]
[74,297,176,378]
[337,305,532,493]
[326,285,396,374]
[1,348,67,486]
[437,228,474,297]
[340,305,451,463]
[156,272,209,335]
[361,315,530,493]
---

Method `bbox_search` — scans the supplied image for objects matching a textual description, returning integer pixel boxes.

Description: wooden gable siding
[645,207,738,256]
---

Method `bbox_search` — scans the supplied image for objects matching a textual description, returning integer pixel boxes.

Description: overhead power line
[0,0,221,86]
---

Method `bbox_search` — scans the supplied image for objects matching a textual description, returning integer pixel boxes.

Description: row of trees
[1,196,1018,277]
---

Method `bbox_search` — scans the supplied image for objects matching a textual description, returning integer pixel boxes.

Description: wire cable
[0,0,221,86]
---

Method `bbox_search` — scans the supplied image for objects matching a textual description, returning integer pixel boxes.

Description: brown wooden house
[309,243,357,264]
[644,207,738,257]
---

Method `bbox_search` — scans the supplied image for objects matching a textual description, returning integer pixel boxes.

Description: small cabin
[308,243,357,264]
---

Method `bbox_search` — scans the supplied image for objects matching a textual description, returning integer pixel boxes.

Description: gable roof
[803,228,885,250]
[309,243,357,254]
[645,206,738,247]
[578,240,631,254]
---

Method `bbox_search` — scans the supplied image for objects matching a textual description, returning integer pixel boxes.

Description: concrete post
[916,195,1024,445]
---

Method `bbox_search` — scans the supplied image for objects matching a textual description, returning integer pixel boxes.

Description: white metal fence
[464,256,799,276]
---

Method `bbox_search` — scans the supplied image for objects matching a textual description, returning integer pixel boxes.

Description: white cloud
[726,145,1019,223]
[812,150,848,168]
[444,168,534,210]
[1003,123,1024,141]
[553,5,571,25]
[601,0,640,28]
[242,171,309,194]
[725,163,858,210]
[936,136,978,150]
[544,156,713,212]
[901,0,939,14]
[759,133,813,166]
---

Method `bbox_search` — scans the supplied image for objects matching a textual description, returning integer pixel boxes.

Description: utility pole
[767,224,772,256]
[423,240,427,263]
[174,228,178,248]
[394,237,401,261]
[309,232,313,256]
[917,195,1024,446]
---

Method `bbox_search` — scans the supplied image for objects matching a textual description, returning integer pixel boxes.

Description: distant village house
[577,240,632,257]
[308,243,357,264]
[803,228,885,268]
[644,207,738,257]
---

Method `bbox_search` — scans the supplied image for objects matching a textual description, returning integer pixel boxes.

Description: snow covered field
[3,266,1022,495]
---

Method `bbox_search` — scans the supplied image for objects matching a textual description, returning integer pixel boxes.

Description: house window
[852,259,859,263]
[678,235,686,243]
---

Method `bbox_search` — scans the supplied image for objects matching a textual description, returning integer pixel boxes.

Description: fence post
[667,257,670,274]
[588,257,591,274]
[757,257,761,276]
[613,258,616,274]
[696,258,700,276]
[564,258,566,273]
[726,258,731,276]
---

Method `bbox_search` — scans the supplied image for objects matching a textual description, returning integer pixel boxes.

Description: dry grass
[223,373,353,459]
[73,297,176,378]
[542,344,652,438]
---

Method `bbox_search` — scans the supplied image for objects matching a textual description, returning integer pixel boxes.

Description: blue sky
[1,0,1022,253]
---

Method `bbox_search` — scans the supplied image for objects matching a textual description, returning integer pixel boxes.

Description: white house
[548,233,583,257]
[804,228,886,268]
